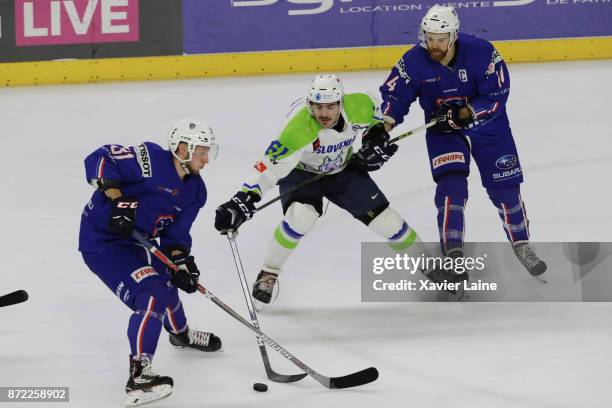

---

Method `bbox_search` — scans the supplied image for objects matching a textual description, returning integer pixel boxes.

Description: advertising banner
[14,0,140,46]
[183,0,612,54]
[0,0,182,63]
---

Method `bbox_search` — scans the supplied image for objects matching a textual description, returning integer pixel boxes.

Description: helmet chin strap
[180,162,191,175]
[172,148,193,174]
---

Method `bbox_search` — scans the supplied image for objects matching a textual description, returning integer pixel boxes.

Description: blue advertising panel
[183,0,612,54]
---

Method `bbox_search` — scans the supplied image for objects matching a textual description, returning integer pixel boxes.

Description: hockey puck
[253,383,268,392]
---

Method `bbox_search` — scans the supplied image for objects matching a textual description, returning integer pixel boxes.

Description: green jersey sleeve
[343,93,381,127]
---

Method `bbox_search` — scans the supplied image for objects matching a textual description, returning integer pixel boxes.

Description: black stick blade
[259,345,308,383]
[0,290,28,308]
[329,367,379,389]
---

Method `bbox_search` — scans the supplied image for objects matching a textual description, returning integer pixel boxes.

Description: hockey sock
[163,300,187,335]
[486,185,530,243]
[128,294,164,357]
[262,202,318,273]
[435,174,468,255]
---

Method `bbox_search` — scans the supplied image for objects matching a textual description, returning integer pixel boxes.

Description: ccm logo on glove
[116,201,139,209]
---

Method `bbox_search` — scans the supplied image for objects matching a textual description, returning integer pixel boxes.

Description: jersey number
[385,76,399,92]
[265,140,289,161]
[109,145,134,160]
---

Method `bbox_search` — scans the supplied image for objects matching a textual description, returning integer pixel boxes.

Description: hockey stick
[132,231,378,389]
[0,290,28,308]
[226,229,307,383]
[256,120,437,212]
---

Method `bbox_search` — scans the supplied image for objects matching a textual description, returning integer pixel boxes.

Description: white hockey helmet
[419,6,460,48]
[168,119,218,163]
[306,74,344,113]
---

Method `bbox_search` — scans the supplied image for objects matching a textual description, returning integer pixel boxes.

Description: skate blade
[125,384,172,406]
[170,344,224,352]
[532,273,547,284]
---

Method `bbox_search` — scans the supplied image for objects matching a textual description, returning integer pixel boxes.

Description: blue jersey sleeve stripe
[97,157,106,178]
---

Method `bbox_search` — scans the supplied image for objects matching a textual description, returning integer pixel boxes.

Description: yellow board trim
[2,37,611,87]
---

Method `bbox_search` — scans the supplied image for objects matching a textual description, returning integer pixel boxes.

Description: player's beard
[428,47,447,62]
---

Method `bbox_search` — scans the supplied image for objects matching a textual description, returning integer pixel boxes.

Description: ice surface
[1,60,611,407]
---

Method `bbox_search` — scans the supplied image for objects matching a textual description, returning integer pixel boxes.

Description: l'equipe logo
[432,152,465,169]
[131,266,158,283]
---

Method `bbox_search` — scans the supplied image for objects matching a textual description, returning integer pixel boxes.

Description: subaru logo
[495,155,518,170]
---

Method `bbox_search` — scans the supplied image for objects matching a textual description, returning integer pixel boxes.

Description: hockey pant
[82,244,189,358]
[262,202,425,274]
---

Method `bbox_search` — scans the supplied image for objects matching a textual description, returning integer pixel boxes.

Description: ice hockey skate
[252,270,280,310]
[125,355,173,406]
[513,241,547,278]
[421,248,469,297]
[169,327,222,352]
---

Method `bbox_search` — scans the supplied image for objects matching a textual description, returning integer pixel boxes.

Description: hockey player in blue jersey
[79,120,222,406]
[379,6,546,277]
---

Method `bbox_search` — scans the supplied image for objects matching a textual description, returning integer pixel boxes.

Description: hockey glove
[169,253,200,294]
[430,103,474,133]
[109,196,138,238]
[351,123,398,172]
[214,191,259,234]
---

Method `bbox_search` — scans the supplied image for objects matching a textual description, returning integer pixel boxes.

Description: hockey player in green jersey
[214,75,441,304]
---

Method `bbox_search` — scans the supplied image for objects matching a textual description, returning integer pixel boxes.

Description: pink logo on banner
[15,0,139,46]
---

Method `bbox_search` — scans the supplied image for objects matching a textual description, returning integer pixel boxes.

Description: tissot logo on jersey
[315,136,355,154]
[432,152,465,169]
[135,144,152,178]
[130,266,158,283]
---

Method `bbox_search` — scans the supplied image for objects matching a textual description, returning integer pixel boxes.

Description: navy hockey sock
[128,294,164,357]
[435,175,468,255]
[487,185,530,243]
[163,300,187,335]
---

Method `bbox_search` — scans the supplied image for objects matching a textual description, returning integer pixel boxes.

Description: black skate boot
[252,270,279,304]
[169,327,222,352]
[446,248,469,283]
[513,242,547,276]
[125,355,173,406]
[422,249,468,295]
